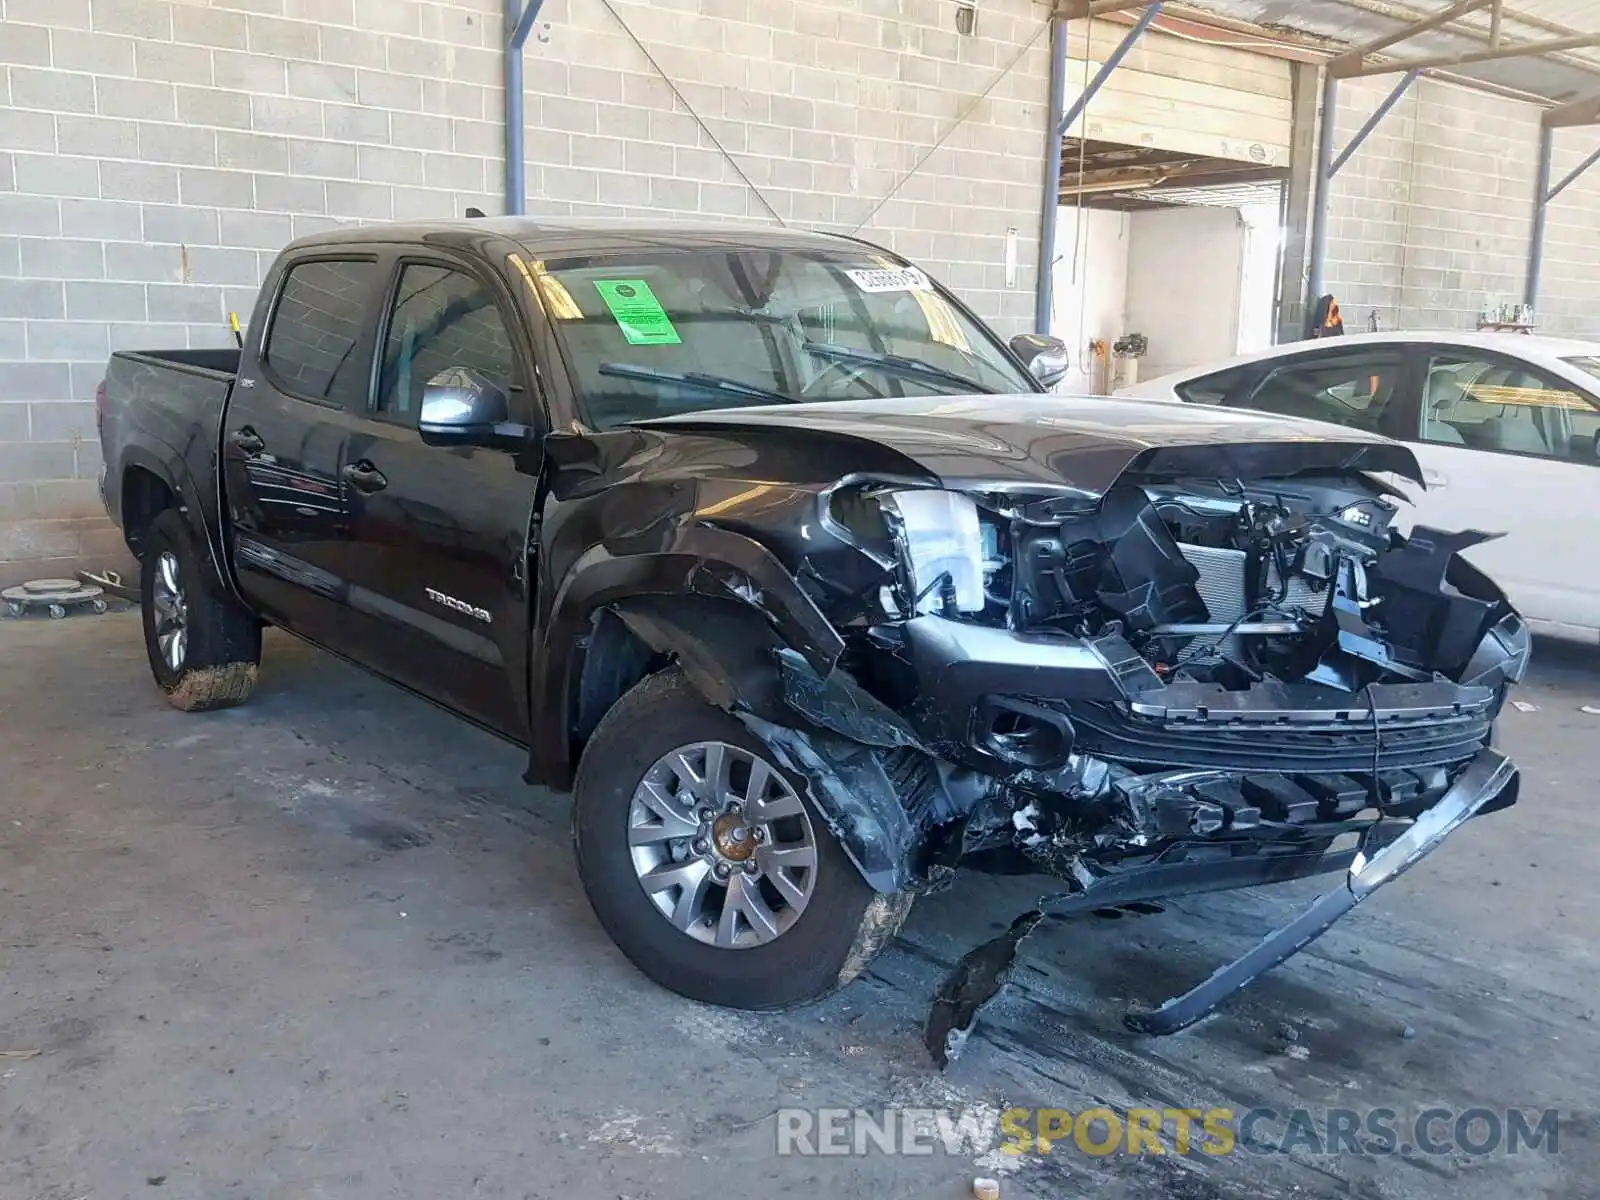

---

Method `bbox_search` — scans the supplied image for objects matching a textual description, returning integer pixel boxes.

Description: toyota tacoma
[96,219,1528,1052]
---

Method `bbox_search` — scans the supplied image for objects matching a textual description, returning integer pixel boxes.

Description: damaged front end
[632,424,1529,1061]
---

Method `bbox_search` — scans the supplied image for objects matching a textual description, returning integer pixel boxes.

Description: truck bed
[99,347,242,565]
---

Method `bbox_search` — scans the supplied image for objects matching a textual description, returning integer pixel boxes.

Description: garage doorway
[1049,139,1285,395]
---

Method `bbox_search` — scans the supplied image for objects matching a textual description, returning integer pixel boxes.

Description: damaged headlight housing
[880,490,986,614]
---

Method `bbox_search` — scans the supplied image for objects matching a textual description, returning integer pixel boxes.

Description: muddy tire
[573,668,911,1009]
[140,508,261,712]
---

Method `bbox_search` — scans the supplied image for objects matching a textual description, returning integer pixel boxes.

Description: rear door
[225,254,383,639]
[335,252,542,737]
[1391,344,1600,635]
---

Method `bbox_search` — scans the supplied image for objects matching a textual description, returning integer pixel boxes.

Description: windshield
[1564,356,1600,386]
[521,246,1037,429]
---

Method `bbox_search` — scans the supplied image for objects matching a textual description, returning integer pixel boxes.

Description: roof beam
[1328,0,1493,76]
[1545,94,1600,128]
[1337,30,1600,78]
[1054,0,1161,17]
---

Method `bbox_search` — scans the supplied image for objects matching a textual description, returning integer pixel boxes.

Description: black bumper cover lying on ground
[925,747,1519,1065]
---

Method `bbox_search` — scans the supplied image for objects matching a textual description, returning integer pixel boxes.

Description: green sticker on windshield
[593,279,681,346]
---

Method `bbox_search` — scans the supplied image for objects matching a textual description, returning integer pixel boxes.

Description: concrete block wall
[1324,74,1600,339]
[0,0,1050,581]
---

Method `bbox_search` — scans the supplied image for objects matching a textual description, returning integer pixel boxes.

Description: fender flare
[117,441,226,582]
[526,524,845,789]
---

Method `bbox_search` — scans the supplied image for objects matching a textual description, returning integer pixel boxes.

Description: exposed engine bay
[756,463,1529,1057]
[849,470,1523,697]
[607,398,1530,1060]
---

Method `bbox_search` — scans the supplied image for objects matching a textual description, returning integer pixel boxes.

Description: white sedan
[1123,330,1600,642]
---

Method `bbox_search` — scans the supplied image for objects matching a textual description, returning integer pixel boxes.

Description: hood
[640,395,1424,492]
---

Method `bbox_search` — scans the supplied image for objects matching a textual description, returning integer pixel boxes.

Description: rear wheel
[140,508,261,712]
[573,668,911,1009]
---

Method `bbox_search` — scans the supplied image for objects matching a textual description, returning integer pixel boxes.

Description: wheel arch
[116,447,224,580]
[526,525,844,792]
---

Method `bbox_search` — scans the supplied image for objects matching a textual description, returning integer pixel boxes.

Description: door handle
[1422,467,1449,488]
[341,460,388,494]
[229,427,265,455]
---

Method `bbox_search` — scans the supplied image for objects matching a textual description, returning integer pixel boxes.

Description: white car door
[1395,346,1600,638]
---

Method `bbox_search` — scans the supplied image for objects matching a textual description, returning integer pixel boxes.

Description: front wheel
[140,508,262,712]
[573,668,911,1009]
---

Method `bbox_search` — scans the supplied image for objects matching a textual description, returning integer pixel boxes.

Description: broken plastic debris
[1510,700,1538,713]
[1582,706,1600,716]
[925,910,1044,1069]
[973,1178,1000,1200]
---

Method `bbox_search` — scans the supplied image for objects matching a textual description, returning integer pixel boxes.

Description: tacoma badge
[425,587,491,624]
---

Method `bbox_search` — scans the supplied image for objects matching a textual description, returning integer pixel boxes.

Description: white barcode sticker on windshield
[844,267,932,293]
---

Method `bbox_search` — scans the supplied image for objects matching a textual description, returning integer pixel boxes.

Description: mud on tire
[573,667,912,1009]
[140,507,262,712]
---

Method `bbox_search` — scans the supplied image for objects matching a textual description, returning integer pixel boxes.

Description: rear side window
[263,259,379,407]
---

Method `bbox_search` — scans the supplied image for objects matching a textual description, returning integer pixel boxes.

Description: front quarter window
[529,248,1036,429]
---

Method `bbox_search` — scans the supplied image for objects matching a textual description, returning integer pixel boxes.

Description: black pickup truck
[98,219,1529,1050]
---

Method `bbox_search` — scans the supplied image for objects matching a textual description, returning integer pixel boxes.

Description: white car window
[1237,350,1405,432]
[1176,364,1256,406]
[1179,350,1404,434]
[1419,352,1600,463]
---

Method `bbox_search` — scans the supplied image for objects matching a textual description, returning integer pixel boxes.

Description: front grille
[1072,697,1493,774]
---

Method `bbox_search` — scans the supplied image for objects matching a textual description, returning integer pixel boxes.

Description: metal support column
[1036,2,1163,335]
[1306,69,1417,327]
[1526,124,1554,310]
[1525,126,1600,309]
[504,0,546,216]
[1305,72,1338,313]
[1034,19,1068,334]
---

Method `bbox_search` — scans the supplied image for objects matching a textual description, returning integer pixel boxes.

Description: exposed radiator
[1176,542,1329,650]
[1178,543,1248,624]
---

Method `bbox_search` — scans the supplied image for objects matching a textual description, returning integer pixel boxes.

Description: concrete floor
[3,609,1598,1200]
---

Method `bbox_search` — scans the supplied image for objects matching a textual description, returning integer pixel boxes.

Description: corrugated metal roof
[1515,1,1600,27]
[1175,1,1600,104]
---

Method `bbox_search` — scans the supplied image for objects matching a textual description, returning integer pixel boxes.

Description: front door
[1394,346,1600,635]
[338,258,541,738]
[225,255,384,643]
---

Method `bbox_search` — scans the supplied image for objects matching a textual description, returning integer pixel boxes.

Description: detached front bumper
[1123,745,1517,1035]
[927,747,1518,1064]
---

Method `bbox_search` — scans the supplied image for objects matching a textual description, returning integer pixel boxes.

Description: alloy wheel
[627,740,818,949]
[151,550,188,673]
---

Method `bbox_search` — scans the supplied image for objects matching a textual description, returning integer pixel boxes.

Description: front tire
[140,508,261,712]
[573,668,911,1009]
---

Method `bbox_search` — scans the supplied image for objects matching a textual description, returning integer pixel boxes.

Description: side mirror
[1009,333,1071,390]
[419,368,525,450]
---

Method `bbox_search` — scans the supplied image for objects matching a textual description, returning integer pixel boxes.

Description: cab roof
[285,217,891,261]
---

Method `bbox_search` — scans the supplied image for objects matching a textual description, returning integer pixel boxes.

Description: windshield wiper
[802,342,996,395]
[597,362,796,407]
